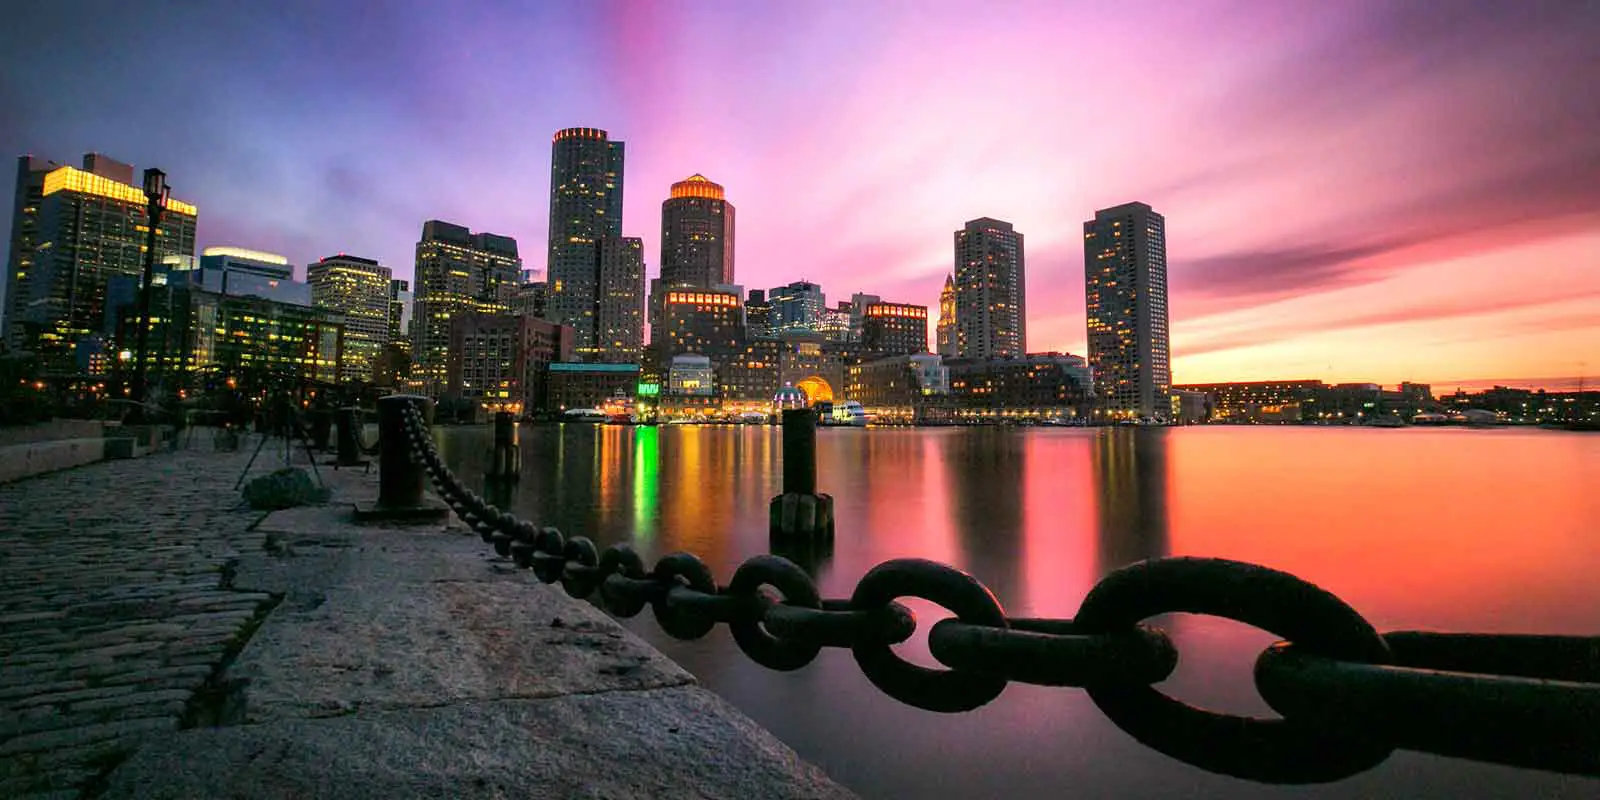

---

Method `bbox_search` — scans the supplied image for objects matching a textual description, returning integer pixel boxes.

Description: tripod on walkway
[233,393,325,491]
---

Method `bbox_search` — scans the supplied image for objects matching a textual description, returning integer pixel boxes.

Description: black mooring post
[377,394,430,509]
[354,395,447,523]
[488,411,519,479]
[771,408,832,546]
[781,408,817,495]
[335,407,365,467]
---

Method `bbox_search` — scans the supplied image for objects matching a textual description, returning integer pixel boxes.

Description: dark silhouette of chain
[399,405,1600,784]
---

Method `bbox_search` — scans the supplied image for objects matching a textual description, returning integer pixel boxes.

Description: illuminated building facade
[5,156,53,350]
[544,362,639,412]
[953,217,1025,359]
[193,247,308,306]
[1084,201,1169,419]
[308,254,392,383]
[768,281,825,335]
[444,312,572,415]
[659,288,742,360]
[12,154,198,373]
[936,274,958,357]
[653,174,735,328]
[412,220,521,395]
[846,354,950,422]
[862,302,929,357]
[513,279,548,319]
[719,337,785,407]
[1172,380,1325,422]
[665,354,717,415]
[594,235,645,362]
[945,353,1093,420]
[547,127,625,356]
[745,289,772,338]
[388,279,411,353]
[818,303,852,343]
[116,287,343,386]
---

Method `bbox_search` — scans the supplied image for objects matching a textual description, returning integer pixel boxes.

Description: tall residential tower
[412,220,521,394]
[308,254,392,383]
[546,127,625,358]
[952,217,1025,359]
[1084,202,1170,419]
[653,174,735,329]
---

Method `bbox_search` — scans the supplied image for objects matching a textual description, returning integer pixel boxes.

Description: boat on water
[561,408,607,423]
[822,401,870,427]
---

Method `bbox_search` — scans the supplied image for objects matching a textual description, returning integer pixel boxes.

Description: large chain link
[399,404,1600,784]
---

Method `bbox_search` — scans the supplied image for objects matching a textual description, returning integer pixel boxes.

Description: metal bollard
[770,408,832,543]
[781,408,817,495]
[335,407,366,467]
[487,411,520,479]
[353,394,446,523]
[309,408,333,451]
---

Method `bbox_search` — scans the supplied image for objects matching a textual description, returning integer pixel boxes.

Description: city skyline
[1,2,1597,391]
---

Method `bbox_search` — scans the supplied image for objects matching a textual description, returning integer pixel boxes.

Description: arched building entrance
[794,376,835,405]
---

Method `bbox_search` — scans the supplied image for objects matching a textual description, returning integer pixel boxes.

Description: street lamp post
[129,168,170,424]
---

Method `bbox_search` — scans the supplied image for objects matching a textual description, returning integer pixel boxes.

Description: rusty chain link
[400,404,1600,784]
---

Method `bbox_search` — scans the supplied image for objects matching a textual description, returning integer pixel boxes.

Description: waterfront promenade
[1,434,851,799]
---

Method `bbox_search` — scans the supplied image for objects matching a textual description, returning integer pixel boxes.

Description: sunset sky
[2,0,1596,391]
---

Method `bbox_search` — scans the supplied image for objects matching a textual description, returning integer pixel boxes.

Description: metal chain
[399,404,1600,784]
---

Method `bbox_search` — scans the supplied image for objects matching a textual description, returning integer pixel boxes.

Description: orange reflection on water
[1167,427,1600,634]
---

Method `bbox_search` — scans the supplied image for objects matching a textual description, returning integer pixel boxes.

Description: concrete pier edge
[91,444,855,799]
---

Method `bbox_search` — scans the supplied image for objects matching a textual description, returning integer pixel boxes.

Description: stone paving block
[102,687,855,800]
[0,717,178,756]
[69,688,193,713]
[10,685,138,709]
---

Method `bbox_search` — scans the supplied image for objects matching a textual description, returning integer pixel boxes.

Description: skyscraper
[936,274,958,358]
[745,289,772,339]
[1084,201,1170,419]
[654,174,735,329]
[4,156,53,350]
[10,154,198,372]
[594,236,645,362]
[388,279,411,354]
[308,254,392,383]
[768,281,826,336]
[412,220,521,395]
[547,127,624,356]
[953,218,1025,359]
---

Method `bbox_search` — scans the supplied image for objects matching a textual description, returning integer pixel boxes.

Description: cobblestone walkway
[1,440,283,798]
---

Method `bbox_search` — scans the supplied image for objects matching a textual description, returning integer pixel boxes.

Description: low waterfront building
[1173,380,1325,422]
[945,353,1093,421]
[719,337,784,411]
[544,362,639,412]
[845,354,950,423]
[445,312,573,416]
[664,353,718,417]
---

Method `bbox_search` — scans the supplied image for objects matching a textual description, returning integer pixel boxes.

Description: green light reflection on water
[632,426,659,540]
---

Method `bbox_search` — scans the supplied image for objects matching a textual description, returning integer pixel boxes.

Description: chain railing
[398,403,1600,785]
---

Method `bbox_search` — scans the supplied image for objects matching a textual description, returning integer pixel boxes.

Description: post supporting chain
[395,402,1600,783]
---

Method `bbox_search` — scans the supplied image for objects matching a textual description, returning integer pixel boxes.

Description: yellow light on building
[41,166,198,215]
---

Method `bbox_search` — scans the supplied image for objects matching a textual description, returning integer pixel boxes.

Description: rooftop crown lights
[41,166,197,215]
